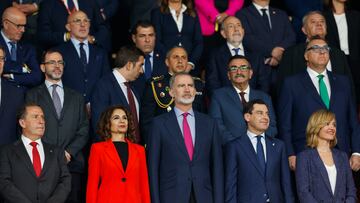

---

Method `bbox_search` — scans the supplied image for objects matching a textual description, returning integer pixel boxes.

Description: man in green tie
[277,35,360,173]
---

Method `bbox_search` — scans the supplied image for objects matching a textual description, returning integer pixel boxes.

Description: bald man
[55,11,110,107]
[0,7,42,90]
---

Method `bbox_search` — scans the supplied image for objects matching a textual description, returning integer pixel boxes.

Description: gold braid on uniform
[151,81,174,109]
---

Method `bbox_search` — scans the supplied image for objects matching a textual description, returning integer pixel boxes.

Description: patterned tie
[182,112,194,160]
[30,142,41,177]
[144,54,152,80]
[52,84,62,118]
[124,82,141,143]
[256,135,266,174]
[261,8,271,30]
[67,0,75,12]
[317,74,330,109]
[239,91,247,106]
[232,48,240,56]
[79,43,87,67]
[9,41,16,61]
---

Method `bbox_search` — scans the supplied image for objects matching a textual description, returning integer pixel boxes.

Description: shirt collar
[227,42,245,53]
[169,4,187,14]
[1,30,13,44]
[233,84,250,94]
[70,37,89,47]
[113,69,127,83]
[45,80,63,89]
[247,130,265,140]
[21,134,43,147]
[174,106,194,118]
[307,67,328,80]
[252,2,269,12]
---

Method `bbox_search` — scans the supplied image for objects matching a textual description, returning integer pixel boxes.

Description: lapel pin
[272,11,276,14]
[272,143,275,146]
[156,53,160,57]
[50,149,53,153]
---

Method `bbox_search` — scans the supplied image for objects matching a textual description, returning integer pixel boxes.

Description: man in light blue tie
[224,99,293,203]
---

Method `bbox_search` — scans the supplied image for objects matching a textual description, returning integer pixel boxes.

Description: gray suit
[25,83,89,173]
[0,140,71,203]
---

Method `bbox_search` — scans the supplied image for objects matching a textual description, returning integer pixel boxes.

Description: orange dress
[86,140,150,203]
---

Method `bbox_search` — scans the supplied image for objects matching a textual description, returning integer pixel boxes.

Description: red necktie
[182,112,194,160]
[124,82,140,143]
[30,142,41,177]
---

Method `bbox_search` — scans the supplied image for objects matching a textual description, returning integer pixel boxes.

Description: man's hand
[288,155,296,171]
[65,151,71,163]
[13,2,38,16]
[350,155,360,171]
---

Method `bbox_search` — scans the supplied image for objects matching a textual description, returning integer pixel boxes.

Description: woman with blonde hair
[296,109,356,202]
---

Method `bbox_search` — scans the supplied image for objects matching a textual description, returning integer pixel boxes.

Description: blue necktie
[232,48,240,56]
[256,135,266,174]
[79,43,87,66]
[67,0,75,11]
[9,42,16,61]
[144,54,152,79]
[261,8,271,31]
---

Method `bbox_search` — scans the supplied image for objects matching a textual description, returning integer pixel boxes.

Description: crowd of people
[0,0,360,202]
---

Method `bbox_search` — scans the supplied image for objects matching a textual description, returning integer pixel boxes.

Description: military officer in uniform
[140,46,205,143]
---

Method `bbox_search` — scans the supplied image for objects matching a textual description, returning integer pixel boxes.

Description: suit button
[84,79,88,82]
[83,94,86,97]
[121,178,126,182]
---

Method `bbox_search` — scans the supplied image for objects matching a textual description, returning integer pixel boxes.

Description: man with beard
[140,46,205,143]
[25,50,89,203]
[206,16,270,96]
[209,55,276,145]
[147,72,223,203]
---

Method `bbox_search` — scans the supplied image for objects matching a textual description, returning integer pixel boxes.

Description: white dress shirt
[169,4,187,32]
[247,130,267,161]
[21,135,45,167]
[252,2,272,28]
[334,13,349,55]
[233,84,250,103]
[307,67,331,98]
[70,37,90,63]
[227,42,245,56]
[325,164,337,194]
[45,80,64,107]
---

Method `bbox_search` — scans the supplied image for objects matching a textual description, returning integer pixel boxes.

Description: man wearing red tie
[0,103,71,203]
[147,72,224,203]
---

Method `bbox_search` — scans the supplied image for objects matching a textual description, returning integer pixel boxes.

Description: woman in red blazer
[86,105,150,203]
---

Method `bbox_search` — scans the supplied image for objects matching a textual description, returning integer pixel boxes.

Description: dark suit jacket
[0,80,24,145]
[209,86,277,145]
[277,71,360,156]
[296,148,357,203]
[151,7,203,75]
[91,72,141,138]
[86,140,150,203]
[147,110,223,203]
[224,134,293,203]
[55,41,110,103]
[0,35,42,89]
[37,0,110,51]
[25,84,89,172]
[277,43,353,95]
[236,4,295,57]
[0,140,71,203]
[132,48,167,98]
[206,44,270,96]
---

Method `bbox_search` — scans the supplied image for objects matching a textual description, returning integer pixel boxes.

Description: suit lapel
[164,111,190,161]
[110,74,130,109]
[40,142,56,177]
[239,135,265,176]
[13,140,38,178]
[265,136,276,179]
[192,112,203,161]
[249,5,270,33]
[300,72,326,107]
[332,149,343,197]
[104,140,125,175]
[38,84,60,119]
[312,149,333,195]
[328,72,337,110]
[226,87,243,109]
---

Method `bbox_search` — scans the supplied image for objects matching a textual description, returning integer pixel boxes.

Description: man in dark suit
[206,16,270,96]
[55,11,110,109]
[37,0,110,51]
[278,11,353,93]
[1,7,42,89]
[26,50,89,203]
[0,46,24,145]
[0,103,71,202]
[224,99,293,203]
[140,47,205,143]
[209,55,276,145]
[148,72,223,203]
[278,36,360,172]
[236,0,296,67]
[91,46,144,142]
[131,20,167,98]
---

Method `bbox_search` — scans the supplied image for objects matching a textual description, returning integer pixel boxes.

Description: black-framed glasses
[69,18,91,25]
[43,60,65,66]
[228,65,251,72]
[4,19,26,30]
[0,56,5,62]
[306,45,330,53]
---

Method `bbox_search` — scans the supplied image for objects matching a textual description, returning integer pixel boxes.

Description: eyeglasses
[4,19,26,30]
[228,65,251,72]
[306,45,330,53]
[43,60,65,66]
[69,18,91,25]
[0,56,5,62]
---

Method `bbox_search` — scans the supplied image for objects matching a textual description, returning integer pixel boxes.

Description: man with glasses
[0,7,42,90]
[55,11,110,115]
[0,45,24,145]
[209,55,276,145]
[278,36,360,172]
[26,49,89,203]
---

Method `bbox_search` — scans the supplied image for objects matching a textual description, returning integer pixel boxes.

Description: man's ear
[244,113,251,122]
[65,23,71,32]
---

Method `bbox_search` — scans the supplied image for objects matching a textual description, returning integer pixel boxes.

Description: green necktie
[317,74,330,109]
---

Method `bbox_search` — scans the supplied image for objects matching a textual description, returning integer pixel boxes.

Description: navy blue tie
[261,8,271,31]
[67,0,75,11]
[232,48,240,56]
[9,42,16,61]
[256,135,266,174]
[144,54,152,79]
[79,43,87,66]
